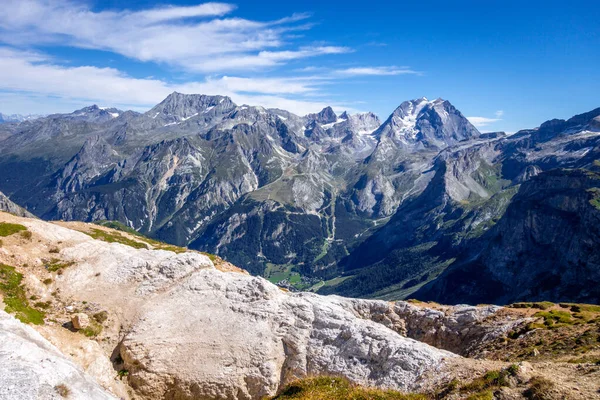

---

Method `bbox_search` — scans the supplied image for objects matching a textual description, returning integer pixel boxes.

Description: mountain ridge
[0,93,598,305]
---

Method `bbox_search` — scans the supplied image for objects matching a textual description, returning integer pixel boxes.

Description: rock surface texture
[0,310,117,400]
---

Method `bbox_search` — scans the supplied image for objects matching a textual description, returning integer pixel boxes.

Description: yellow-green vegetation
[501,303,600,361]
[85,228,149,249]
[508,301,555,310]
[268,376,428,400]
[265,263,302,285]
[0,264,45,325]
[45,258,75,273]
[458,367,516,394]
[431,366,520,400]
[201,252,218,262]
[587,188,600,210]
[0,222,27,237]
[92,220,188,253]
[81,323,103,337]
[20,230,32,240]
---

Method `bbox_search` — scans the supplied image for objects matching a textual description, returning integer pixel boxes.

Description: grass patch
[80,321,103,337]
[201,252,218,262]
[44,258,75,273]
[523,377,556,400]
[20,231,32,240]
[0,264,45,325]
[509,302,554,310]
[269,376,427,400]
[451,366,519,399]
[0,222,27,237]
[85,228,149,249]
[465,392,493,400]
[533,310,575,327]
[93,220,187,253]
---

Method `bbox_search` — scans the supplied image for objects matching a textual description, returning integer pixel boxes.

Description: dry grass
[55,383,71,398]
[523,377,556,400]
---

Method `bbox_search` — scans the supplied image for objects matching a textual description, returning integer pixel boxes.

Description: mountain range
[0,93,598,305]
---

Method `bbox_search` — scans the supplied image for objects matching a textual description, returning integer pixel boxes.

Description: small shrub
[93,311,108,324]
[507,364,520,376]
[45,258,75,273]
[117,369,129,380]
[48,247,60,254]
[524,377,555,400]
[34,301,52,310]
[20,230,32,240]
[0,239,3,247]
[55,384,71,398]
[81,322,103,337]
[531,302,554,310]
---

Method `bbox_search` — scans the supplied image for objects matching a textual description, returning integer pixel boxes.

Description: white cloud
[0,0,337,73]
[0,47,355,115]
[468,110,505,128]
[335,66,420,76]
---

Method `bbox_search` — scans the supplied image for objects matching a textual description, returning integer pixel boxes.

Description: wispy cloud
[0,2,423,115]
[0,0,326,73]
[335,66,420,76]
[468,110,504,128]
[0,47,355,115]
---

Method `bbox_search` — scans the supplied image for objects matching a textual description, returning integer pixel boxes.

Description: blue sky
[0,0,598,133]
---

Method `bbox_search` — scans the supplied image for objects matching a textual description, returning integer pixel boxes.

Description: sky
[0,1,598,133]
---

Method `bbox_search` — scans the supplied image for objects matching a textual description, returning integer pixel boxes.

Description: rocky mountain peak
[376,97,479,149]
[307,106,337,125]
[147,92,236,122]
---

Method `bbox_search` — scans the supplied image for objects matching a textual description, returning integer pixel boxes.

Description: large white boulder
[0,311,117,400]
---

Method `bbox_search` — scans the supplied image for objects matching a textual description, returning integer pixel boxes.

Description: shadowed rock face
[415,168,600,305]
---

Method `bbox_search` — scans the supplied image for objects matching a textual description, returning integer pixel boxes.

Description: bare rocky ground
[0,211,598,399]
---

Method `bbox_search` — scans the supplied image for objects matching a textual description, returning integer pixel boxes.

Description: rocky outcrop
[0,310,117,400]
[0,191,34,217]
[120,274,456,400]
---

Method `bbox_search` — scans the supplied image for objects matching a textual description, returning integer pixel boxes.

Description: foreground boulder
[0,311,116,400]
[120,271,456,399]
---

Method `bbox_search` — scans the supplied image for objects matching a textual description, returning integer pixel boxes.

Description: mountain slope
[415,168,600,304]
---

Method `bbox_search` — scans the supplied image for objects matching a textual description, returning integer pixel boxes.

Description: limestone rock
[71,313,90,330]
[118,270,457,400]
[0,310,117,400]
